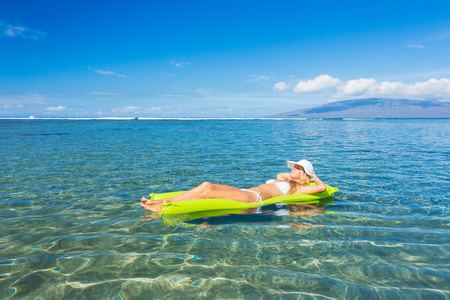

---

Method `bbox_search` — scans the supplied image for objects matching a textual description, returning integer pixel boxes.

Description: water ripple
[1,119,449,299]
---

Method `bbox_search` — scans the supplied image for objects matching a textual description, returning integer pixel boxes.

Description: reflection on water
[1,119,449,299]
[142,202,330,228]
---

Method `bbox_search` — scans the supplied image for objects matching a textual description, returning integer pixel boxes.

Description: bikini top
[266,179,290,195]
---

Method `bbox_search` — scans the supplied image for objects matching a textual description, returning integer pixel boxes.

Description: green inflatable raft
[149,183,339,215]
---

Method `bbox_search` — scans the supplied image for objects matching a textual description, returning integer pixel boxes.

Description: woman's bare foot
[141,197,165,205]
[140,202,163,212]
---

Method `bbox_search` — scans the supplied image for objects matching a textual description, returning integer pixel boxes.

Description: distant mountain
[267,98,450,118]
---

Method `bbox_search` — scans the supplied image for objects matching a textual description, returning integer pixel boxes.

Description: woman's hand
[308,171,326,193]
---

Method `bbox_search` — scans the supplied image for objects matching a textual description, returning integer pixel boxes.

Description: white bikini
[266,179,290,195]
[239,189,263,203]
[240,180,290,204]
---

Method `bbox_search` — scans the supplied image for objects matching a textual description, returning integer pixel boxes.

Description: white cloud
[170,60,192,67]
[407,44,426,48]
[378,69,450,80]
[93,69,128,78]
[193,88,213,95]
[293,74,342,94]
[111,106,140,113]
[247,74,274,82]
[2,23,46,40]
[275,74,450,100]
[337,78,377,96]
[0,94,47,105]
[111,106,165,114]
[273,82,291,91]
[46,106,66,111]
[4,24,26,37]
[1,104,23,109]
[333,77,450,100]
[159,72,175,76]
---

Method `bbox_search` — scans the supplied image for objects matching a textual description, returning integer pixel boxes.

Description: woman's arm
[276,173,290,180]
[297,172,326,194]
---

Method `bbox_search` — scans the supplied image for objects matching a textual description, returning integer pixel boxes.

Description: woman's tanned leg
[140,182,258,211]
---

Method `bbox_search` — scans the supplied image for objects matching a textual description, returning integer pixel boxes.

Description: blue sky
[1,0,450,117]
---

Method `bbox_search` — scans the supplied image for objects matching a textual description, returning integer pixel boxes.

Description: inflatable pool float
[149,183,339,215]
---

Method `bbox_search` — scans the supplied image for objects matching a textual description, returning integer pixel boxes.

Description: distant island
[267,98,450,118]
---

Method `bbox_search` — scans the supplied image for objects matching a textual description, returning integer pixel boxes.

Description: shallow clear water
[1,119,449,299]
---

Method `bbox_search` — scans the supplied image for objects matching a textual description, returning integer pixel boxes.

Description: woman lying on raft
[140,159,326,212]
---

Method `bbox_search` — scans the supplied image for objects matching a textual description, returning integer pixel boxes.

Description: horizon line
[1,117,449,121]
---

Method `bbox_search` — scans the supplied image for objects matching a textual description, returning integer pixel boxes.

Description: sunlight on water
[1,119,449,299]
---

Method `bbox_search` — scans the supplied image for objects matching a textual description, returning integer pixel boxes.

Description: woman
[141,159,326,212]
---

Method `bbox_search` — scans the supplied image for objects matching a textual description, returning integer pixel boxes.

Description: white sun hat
[286,159,316,181]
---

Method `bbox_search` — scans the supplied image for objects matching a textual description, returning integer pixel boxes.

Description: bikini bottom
[240,189,263,204]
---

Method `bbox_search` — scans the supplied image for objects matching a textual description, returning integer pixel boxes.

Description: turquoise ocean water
[1,118,449,299]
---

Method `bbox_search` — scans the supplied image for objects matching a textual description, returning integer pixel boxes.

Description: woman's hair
[287,166,310,195]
